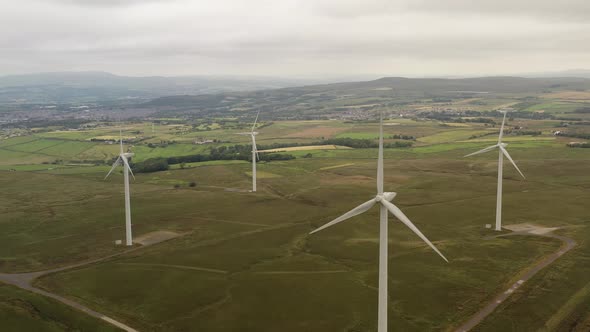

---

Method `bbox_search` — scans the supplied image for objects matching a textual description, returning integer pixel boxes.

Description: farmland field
[1,113,590,332]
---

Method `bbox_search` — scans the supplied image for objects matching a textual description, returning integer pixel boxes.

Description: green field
[1,116,590,331]
[0,283,118,332]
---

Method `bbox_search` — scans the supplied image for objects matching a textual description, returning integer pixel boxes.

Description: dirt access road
[455,224,577,332]
[0,230,181,332]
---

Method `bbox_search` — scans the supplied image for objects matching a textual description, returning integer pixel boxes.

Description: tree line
[131,137,413,173]
[131,144,295,173]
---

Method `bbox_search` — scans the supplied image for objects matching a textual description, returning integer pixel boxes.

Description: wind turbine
[309,115,448,332]
[464,110,525,231]
[105,129,135,246]
[238,111,260,192]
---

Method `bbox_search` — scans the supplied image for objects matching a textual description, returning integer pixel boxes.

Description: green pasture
[1,117,589,331]
[522,101,590,114]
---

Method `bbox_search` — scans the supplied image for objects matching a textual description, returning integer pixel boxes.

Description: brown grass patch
[134,230,181,245]
[542,91,590,100]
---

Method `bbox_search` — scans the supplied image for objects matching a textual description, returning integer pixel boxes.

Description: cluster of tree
[42,159,64,165]
[553,119,590,128]
[131,158,169,173]
[555,116,583,122]
[147,140,177,148]
[318,137,413,148]
[469,132,497,139]
[174,181,197,189]
[463,117,496,124]
[573,107,590,114]
[384,141,413,148]
[132,144,295,173]
[255,137,414,150]
[555,132,590,140]
[420,109,559,123]
[212,145,295,162]
[257,121,274,129]
[506,130,542,136]
[508,111,554,120]
[417,111,457,122]
[389,134,415,140]
[131,136,416,173]
[4,118,90,130]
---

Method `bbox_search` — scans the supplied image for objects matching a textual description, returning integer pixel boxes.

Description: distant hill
[522,69,590,79]
[140,76,590,119]
[0,71,321,104]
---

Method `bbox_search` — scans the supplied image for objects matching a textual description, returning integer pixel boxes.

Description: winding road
[0,224,575,332]
[455,225,577,332]
[0,231,183,332]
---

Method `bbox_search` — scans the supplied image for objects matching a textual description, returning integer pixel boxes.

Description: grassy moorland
[0,283,118,332]
[1,111,589,331]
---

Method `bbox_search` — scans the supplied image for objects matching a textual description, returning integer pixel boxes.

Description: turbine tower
[105,130,135,246]
[464,110,526,231]
[309,114,448,332]
[239,111,260,192]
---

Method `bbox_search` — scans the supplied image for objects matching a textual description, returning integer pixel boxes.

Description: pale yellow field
[89,135,137,141]
[542,90,590,100]
[259,144,350,153]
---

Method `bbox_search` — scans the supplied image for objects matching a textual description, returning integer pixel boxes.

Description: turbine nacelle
[376,192,397,202]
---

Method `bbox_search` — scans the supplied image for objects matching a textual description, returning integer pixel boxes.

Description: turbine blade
[121,155,135,180]
[377,113,384,194]
[252,110,260,132]
[119,128,124,154]
[381,200,448,262]
[500,146,525,179]
[464,144,498,158]
[498,111,507,143]
[104,157,122,180]
[252,134,259,160]
[310,199,376,234]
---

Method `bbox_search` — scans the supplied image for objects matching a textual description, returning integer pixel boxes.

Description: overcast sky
[1,0,588,78]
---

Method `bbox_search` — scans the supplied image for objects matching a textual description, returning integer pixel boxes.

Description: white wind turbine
[464,110,526,231]
[238,111,260,192]
[309,115,448,332]
[105,130,135,246]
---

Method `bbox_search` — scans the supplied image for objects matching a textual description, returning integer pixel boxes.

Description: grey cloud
[0,0,588,77]
[46,0,178,7]
[308,0,590,21]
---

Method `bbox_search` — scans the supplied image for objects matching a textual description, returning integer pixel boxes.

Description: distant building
[567,141,588,147]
